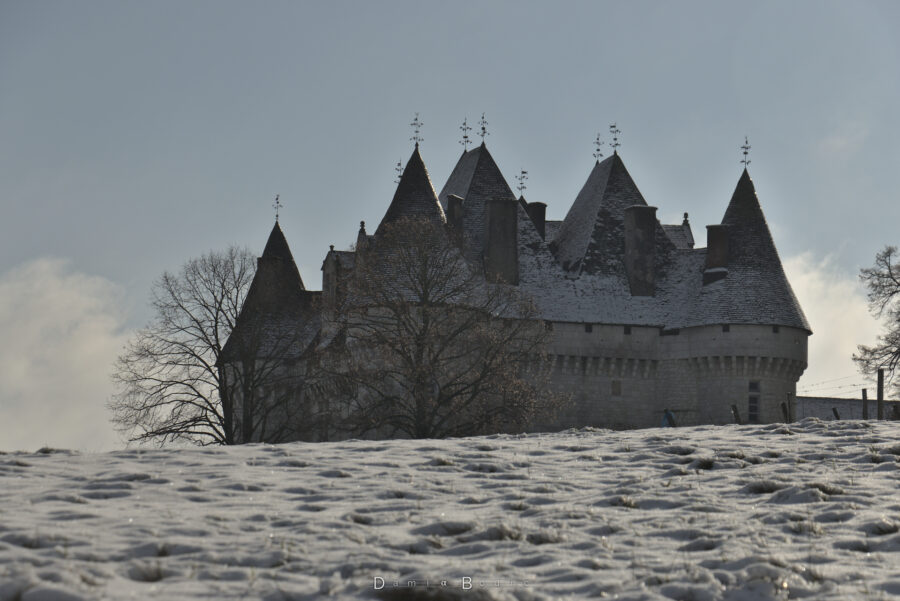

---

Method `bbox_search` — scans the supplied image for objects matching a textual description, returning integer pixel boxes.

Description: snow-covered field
[3,418,900,601]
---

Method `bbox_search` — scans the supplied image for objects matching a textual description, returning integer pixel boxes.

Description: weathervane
[516,169,528,196]
[478,112,489,141]
[609,123,621,153]
[593,132,605,160]
[410,113,423,146]
[273,194,282,222]
[741,136,751,167]
[459,117,472,150]
[394,160,403,184]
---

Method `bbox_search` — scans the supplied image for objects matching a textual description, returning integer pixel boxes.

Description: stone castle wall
[540,323,808,430]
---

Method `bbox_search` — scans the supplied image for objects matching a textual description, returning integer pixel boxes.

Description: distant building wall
[796,396,900,421]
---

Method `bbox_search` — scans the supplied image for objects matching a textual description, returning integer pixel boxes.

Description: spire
[720,169,779,265]
[262,221,295,262]
[376,144,446,235]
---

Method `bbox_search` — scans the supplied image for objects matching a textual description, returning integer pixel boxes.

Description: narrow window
[611,380,622,396]
[748,381,761,423]
[722,324,730,332]
[772,325,780,333]
[584,323,593,333]
[544,320,553,331]
[624,326,632,335]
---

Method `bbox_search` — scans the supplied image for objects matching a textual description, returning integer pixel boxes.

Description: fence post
[877,368,884,420]
[862,389,868,420]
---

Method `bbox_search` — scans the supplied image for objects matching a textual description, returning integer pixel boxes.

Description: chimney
[703,224,729,284]
[447,194,464,241]
[624,205,657,296]
[485,197,519,285]
[525,201,547,240]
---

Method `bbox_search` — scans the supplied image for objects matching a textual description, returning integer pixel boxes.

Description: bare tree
[855,245,900,392]
[110,247,321,445]
[326,217,564,439]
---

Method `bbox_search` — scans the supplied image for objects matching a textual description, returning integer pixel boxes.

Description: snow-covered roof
[663,220,694,250]
[226,146,811,349]
[508,156,808,331]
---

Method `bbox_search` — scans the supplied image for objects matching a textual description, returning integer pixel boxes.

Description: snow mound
[2,420,900,599]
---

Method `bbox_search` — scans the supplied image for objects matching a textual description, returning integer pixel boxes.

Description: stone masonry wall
[540,323,809,430]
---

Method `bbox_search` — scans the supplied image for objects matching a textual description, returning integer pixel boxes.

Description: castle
[222,135,810,438]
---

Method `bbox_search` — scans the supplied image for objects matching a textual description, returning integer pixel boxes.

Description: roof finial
[609,123,621,154]
[459,117,472,151]
[740,136,751,168]
[478,112,489,142]
[273,194,282,222]
[593,132,605,160]
[516,169,528,196]
[394,160,403,184]
[410,112,423,146]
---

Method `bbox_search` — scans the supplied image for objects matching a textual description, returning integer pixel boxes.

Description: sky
[1,0,898,451]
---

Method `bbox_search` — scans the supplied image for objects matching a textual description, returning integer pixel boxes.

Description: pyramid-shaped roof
[552,153,672,275]
[376,145,445,236]
[437,143,518,259]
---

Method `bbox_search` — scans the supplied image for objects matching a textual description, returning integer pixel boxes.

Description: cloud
[784,252,882,398]
[816,118,870,159]
[0,259,129,452]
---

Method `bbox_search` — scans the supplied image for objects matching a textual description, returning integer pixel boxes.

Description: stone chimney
[703,224,729,284]
[485,197,518,285]
[525,201,547,240]
[624,205,657,296]
[447,195,464,243]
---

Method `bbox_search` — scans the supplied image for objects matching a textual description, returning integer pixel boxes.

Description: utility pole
[862,388,868,420]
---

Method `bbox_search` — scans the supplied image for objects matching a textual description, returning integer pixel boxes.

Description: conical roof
[721,169,780,266]
[376,145,445,235]
[683,169,810,331]
[221,222,320,363]
[261,220,296,263]
[552,153,669,275]
[239,222,308,317]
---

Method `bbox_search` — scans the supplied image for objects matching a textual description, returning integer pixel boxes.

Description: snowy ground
[2,418,900,600]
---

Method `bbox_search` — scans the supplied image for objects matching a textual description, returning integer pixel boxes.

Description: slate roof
[663,216,694,249]
[438,143,518,261]
[509,161,807,332]
[221,222,321,363]
[550,154,674,276]
[679,170,810,331]
[225,147,811,365]
[376,144,446,236]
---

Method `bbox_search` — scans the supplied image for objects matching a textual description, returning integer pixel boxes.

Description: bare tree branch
[854,245,900,391]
